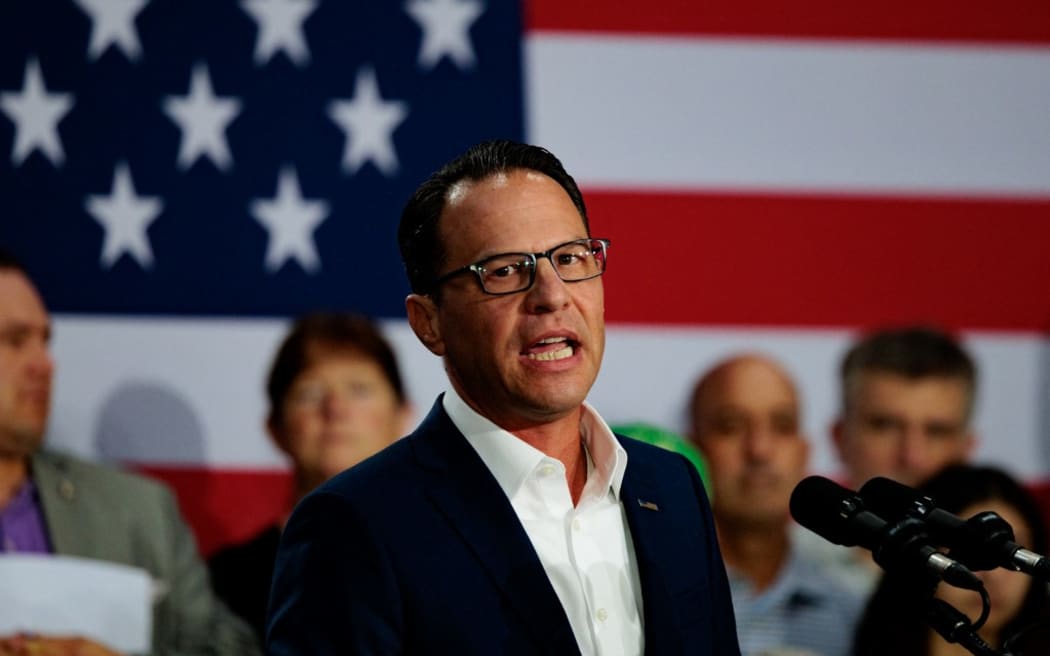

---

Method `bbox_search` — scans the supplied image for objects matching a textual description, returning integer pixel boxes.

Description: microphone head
[859,476,923,522]
[790,476,871,547]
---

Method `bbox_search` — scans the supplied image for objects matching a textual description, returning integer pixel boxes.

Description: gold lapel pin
[59,478,76,501]
[637,499,659,511]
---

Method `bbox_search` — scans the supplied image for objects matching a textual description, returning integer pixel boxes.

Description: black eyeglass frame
[427,238,611,296]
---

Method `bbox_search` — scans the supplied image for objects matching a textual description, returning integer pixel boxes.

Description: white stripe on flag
[526,34,1050,195]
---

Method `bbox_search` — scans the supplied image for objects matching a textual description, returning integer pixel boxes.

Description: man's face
[0,270,54,457]
[409,169,605,430]
[690,357,808,529]
[834,372,974,488]
[271,346,408,487]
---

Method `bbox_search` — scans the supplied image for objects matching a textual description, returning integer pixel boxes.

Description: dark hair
[0,248,27,274]
[853,465,1050,655]
[397,139,589,296]
[266,313,406,427]
[841,326,977,417]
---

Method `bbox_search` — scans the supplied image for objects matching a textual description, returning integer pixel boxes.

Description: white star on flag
[250,166,330,273]
[328,67,408,176]
[0,58,74,167]
[404,0,484,71]
[163,63,242,171]
[73,0,150,61]
[85,162,164,269]
[241,0,318,67]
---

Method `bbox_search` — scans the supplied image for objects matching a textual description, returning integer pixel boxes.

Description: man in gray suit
[0,250,257,656]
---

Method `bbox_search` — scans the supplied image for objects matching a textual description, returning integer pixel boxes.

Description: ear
[406,293,445,356]
[830,417,846,461]
[687,429,709,459]
[394,402,415,438]
[798,432,812,464]
[267,416,291,457]
[962,430,977,459]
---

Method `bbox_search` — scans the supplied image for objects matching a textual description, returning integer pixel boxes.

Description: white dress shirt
[444,388,644,656]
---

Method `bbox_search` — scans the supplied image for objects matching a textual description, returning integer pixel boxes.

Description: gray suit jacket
[32,450,259,656]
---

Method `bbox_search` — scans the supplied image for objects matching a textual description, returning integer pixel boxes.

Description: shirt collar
[443,387,627,501]
[1,477,38,515]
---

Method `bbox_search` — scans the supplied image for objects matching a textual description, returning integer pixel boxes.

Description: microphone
[790,476,984,591]
[860,476,1050,580]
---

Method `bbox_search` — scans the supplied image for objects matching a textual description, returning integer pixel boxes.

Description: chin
[527,385,590,415]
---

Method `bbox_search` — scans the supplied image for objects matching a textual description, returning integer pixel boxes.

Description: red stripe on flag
[136,465,291,557]
[594,190,1050,332]
[525,0,1050,45]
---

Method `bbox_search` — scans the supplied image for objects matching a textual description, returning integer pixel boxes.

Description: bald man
[689,355,862,656]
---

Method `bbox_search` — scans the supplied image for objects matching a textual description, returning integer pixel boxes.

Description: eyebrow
[0,320,51,339]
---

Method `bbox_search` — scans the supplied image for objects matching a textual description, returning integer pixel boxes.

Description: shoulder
[319,435,419,498]
[34,449,175,505]
[617,434,701,487]
[210,525,281,568]
[290,435,426,529]
[789,544,868,613]
[791,524,880,598]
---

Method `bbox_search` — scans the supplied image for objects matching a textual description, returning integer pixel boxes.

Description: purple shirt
[0,478,52,554]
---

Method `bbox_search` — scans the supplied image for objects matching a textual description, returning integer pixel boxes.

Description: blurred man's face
[691,357,808,529]
[0,270,54,457]
[407,169,605,430]
[271,346,408,488]
[834,372,974,489]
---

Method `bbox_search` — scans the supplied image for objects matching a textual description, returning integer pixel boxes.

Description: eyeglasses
[429,238,610,296]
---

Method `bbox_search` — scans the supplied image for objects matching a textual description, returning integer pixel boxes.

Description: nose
[524,257,570,313]
[320,389,353,421]
[897,428,930,482]
[27,338,54,380]
[744,425,774,462]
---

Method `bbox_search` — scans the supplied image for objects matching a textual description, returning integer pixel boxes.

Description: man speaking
[267,140,740,655]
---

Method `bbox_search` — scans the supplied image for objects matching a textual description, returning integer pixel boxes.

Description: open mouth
[524,336,577,362]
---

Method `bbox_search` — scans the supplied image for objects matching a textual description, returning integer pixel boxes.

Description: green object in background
[611,422,711,498]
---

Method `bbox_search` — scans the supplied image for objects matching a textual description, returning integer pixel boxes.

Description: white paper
[0,554,152,654]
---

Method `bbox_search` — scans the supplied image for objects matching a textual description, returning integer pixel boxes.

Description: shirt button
[596,608,609,623]
[572,518,581,531]
[539,464,557,477]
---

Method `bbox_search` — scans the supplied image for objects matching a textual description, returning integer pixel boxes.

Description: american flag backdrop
[2,0,1049,554]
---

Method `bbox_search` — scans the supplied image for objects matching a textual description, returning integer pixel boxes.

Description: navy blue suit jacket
[267,399,740,655]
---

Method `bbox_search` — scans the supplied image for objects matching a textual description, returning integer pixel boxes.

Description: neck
[510,411,588,506]
[715,517,791,592]
[449,384,589,504]
[291,470,325,508]
[0,455,30,510]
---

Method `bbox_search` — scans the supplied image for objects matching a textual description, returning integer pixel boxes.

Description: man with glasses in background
[267,140,740,655]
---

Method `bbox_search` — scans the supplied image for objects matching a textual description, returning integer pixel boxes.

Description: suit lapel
[410,400,580,655]
[31,451,95,557]
[618,444,683,655]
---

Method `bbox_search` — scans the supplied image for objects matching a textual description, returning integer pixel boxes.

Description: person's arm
[267,490,403,655]
[150,486,260,656]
